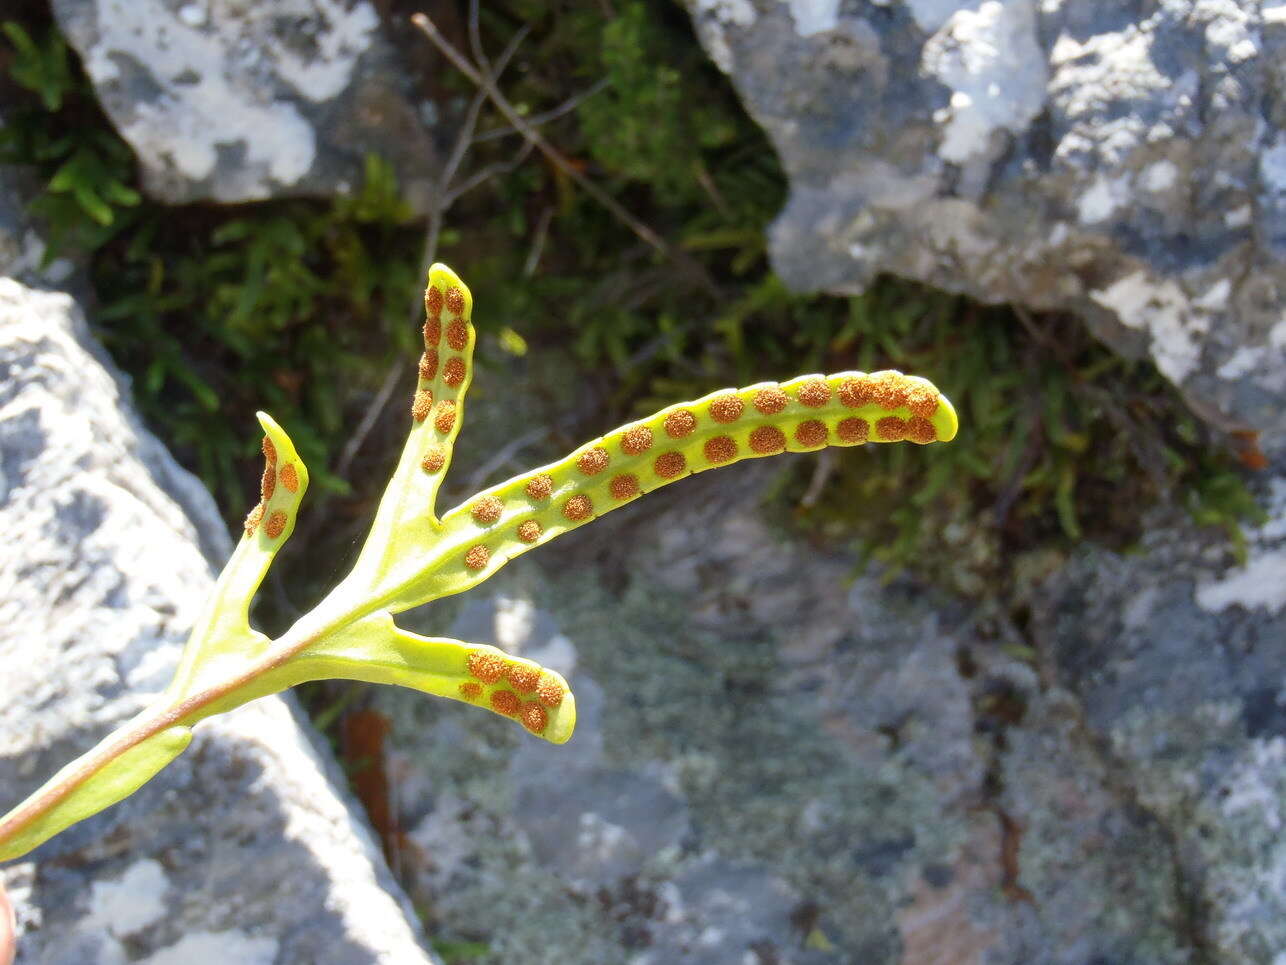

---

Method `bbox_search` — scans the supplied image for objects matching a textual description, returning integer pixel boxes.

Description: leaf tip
[426,263,473,321]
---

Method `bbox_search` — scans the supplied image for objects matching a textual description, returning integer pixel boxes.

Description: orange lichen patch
[563,494,593,521]
[577,447,610,476]
[434,400,457,433]
[620,425,654,456]
[525,474,554,501]
[445,286,466,315]
[279,463,300,493]
[537,677,564,708]
[520,702,548,735]
[262,436,277,465]
[753,386,788,415]
[795,420,828,447]
[467,651,506,684]
[797,378,832,407]
[471,495,504,524]
[243,502,264,535]
[443,356,466,388]
[446,320,469,351]
[869,372,910,410]
[750,425,786,454]
[419,350,439,381]
[464,544,490,570]
[837,418,870,443]
[459,682,483,701]
[905,382,939,419]
[517,519,543,543]
[709,393,744,423]
[609,474,639,499]
[490,690,520,717]
[412,389,434,423]
[906,416,938,444]
[507,663,541,693]
[261,466,276,501]
[876,416,908,441]
[654,451,686,478]
[664,409,697,438]
[704,435,737,463]
[421,448,446,473]
[265,510,288,539]
[423,318,441,345]
[425,285,443,317]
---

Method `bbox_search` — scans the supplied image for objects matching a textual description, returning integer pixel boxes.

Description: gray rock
[366,344,1286,963]
[1034,479,1286,964]
[50,0,439,209]
[687,0,1286,445]
[0,279,434,964]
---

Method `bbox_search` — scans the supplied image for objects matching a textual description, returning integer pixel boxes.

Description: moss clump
[0,0,1261,611]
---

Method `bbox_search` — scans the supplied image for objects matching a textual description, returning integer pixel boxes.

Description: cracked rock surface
[686,0,1286,446]
[50,0,439,209]
[377,348,1286,964]
[0,278,434,964]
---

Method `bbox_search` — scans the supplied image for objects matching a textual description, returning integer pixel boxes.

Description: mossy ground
[1,0,1261,689]
[1,1,1258,619]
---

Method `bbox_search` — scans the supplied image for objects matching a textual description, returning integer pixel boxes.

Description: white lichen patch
[1049,20,1175,167]
[1196,551,1286,615]
[1216,345,1264,380]
[1225,205,1253,228]
[87,859,169,937]
[693,0,758,72]
[1262,133,1286,199]
[783,0,841,35]
[1140,159,1178,192]
[75,0,379,195]
[1197,0,1259,65]
[1078,174,1130,223]
[141,930,279,965]
[271,2,380,103]
[1196,479,1286,615]
[921,0,1047,164]
[1089,271,1211,383]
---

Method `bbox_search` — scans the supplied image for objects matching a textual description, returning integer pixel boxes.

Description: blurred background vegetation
[0,0,1263,629]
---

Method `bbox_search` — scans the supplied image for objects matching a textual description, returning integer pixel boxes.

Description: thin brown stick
[443,140,536,206]
[471,79,609,143]
[410,11,722,298]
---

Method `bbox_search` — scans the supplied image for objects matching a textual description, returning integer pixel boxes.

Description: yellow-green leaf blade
[299,613,575,744]
[0,726,191,862]
[167,412,309,697]
[376,370,956,610]
[349,264,475,589]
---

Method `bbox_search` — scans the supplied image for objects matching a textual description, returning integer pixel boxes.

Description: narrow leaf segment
[0,262,957,863]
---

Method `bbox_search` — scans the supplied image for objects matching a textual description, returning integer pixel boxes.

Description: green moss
[1,0,1261,611]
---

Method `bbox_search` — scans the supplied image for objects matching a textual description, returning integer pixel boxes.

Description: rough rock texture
[367,346,1286,964]
[1033,484,1286,964]
[0,279,434,964]
[50,0,438,209]
[687,0,1286,446]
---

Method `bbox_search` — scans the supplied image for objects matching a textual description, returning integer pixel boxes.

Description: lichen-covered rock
[687,0,1286,446]
[369,347,1282,963]
[1035,481,1286,964]
[50,0,438,209]
[0,278,434,963]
